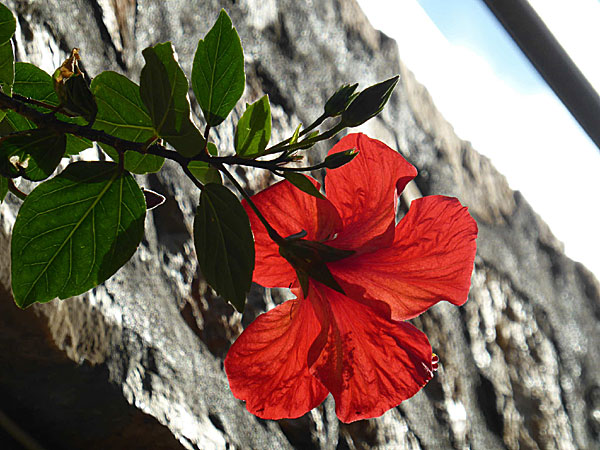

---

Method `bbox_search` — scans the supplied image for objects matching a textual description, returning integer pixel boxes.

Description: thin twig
[7,179,27,200]
[215,162,284,245]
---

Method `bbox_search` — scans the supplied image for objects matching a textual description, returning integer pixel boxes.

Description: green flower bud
[323,148,359,169]
[324,83,358,117]
[341,76,399,127]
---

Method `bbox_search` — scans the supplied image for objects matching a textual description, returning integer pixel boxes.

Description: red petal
[243,179,342,288]
[224,298,329,420]
[331,196,478,321]
[307,283,434,423]
[325,133,417,253]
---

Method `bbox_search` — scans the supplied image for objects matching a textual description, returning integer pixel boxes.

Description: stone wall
[1,0,598,448]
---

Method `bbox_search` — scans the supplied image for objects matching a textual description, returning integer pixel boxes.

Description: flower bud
[323,148,358,169]
[340,76,399,127]
[324,83,358,117]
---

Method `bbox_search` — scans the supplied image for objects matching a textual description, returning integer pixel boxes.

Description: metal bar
[481,0,600,151]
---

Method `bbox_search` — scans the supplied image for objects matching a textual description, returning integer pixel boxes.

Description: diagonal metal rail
[482,0,600,151]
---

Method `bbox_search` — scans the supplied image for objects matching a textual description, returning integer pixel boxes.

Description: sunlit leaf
[188,160,222,184]
[234,95,271,158]
[100,143,164,174]
[92,71,155,141]
[140,42,205,157]
[92,71,164,173]
[0,39,14,96]
[283,172,325,200]
[14,62,56,104]
[193,183,254,312]
[192,9,245,126]
[187,142,221,184]
[11,161,146,308]
[0,3,16,46]
[0,128,66,181]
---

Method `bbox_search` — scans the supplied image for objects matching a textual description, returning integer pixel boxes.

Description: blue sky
[356,0,600,277]
[418,0,544,93]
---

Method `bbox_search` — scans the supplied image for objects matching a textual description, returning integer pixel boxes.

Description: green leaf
[289,124,302,145]
[283,172,325,200]
[0,39,14,96]
[193,183,254,312]
[91,71,164,173]
[0,175,7,203]
[0,2,16,46]
[0,110,30,135]
[0,128,66,181]
[140,42,205,157]
[192,9,245,127]
[0,38,14,122]
[100,143,164,174]
[65,134,93,156]
[11,161,146,308]
[187,142,221,184]
[14,62,56,105]
[92,71,155,141]
[188,161,222,185]
[234,95,271,158]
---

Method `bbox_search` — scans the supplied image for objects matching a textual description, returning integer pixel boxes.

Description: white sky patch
[357,0,600,278]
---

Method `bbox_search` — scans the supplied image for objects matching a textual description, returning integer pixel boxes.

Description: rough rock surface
[1,0,599,449]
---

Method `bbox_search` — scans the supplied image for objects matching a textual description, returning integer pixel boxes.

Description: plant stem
[11,94,76,117]
[265,113,327,153]
[263,121,344,156]
[7,179,27,200]
[182,163,205,191]
[215,162,284,245]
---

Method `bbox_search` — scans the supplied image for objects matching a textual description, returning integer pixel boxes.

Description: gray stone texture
[0,0,598,448]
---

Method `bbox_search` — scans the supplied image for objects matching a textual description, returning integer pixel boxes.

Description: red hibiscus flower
[224,133,478,423]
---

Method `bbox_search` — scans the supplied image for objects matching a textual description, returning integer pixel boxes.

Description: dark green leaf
[192,9,245,126]
[0,3,16,46]
[0,39,14,98]
[91,71,164,173]
[11,161,146,308]
[0,37,13,122]
[341,76,399,127]
[193,183,254,312]
[61,73,98,124]
[283,172,325,200]
[234,95,271,157]
[0,110,31,135]
[0,175,7,203]
[0,128,66,180]
[140,42,205,157]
